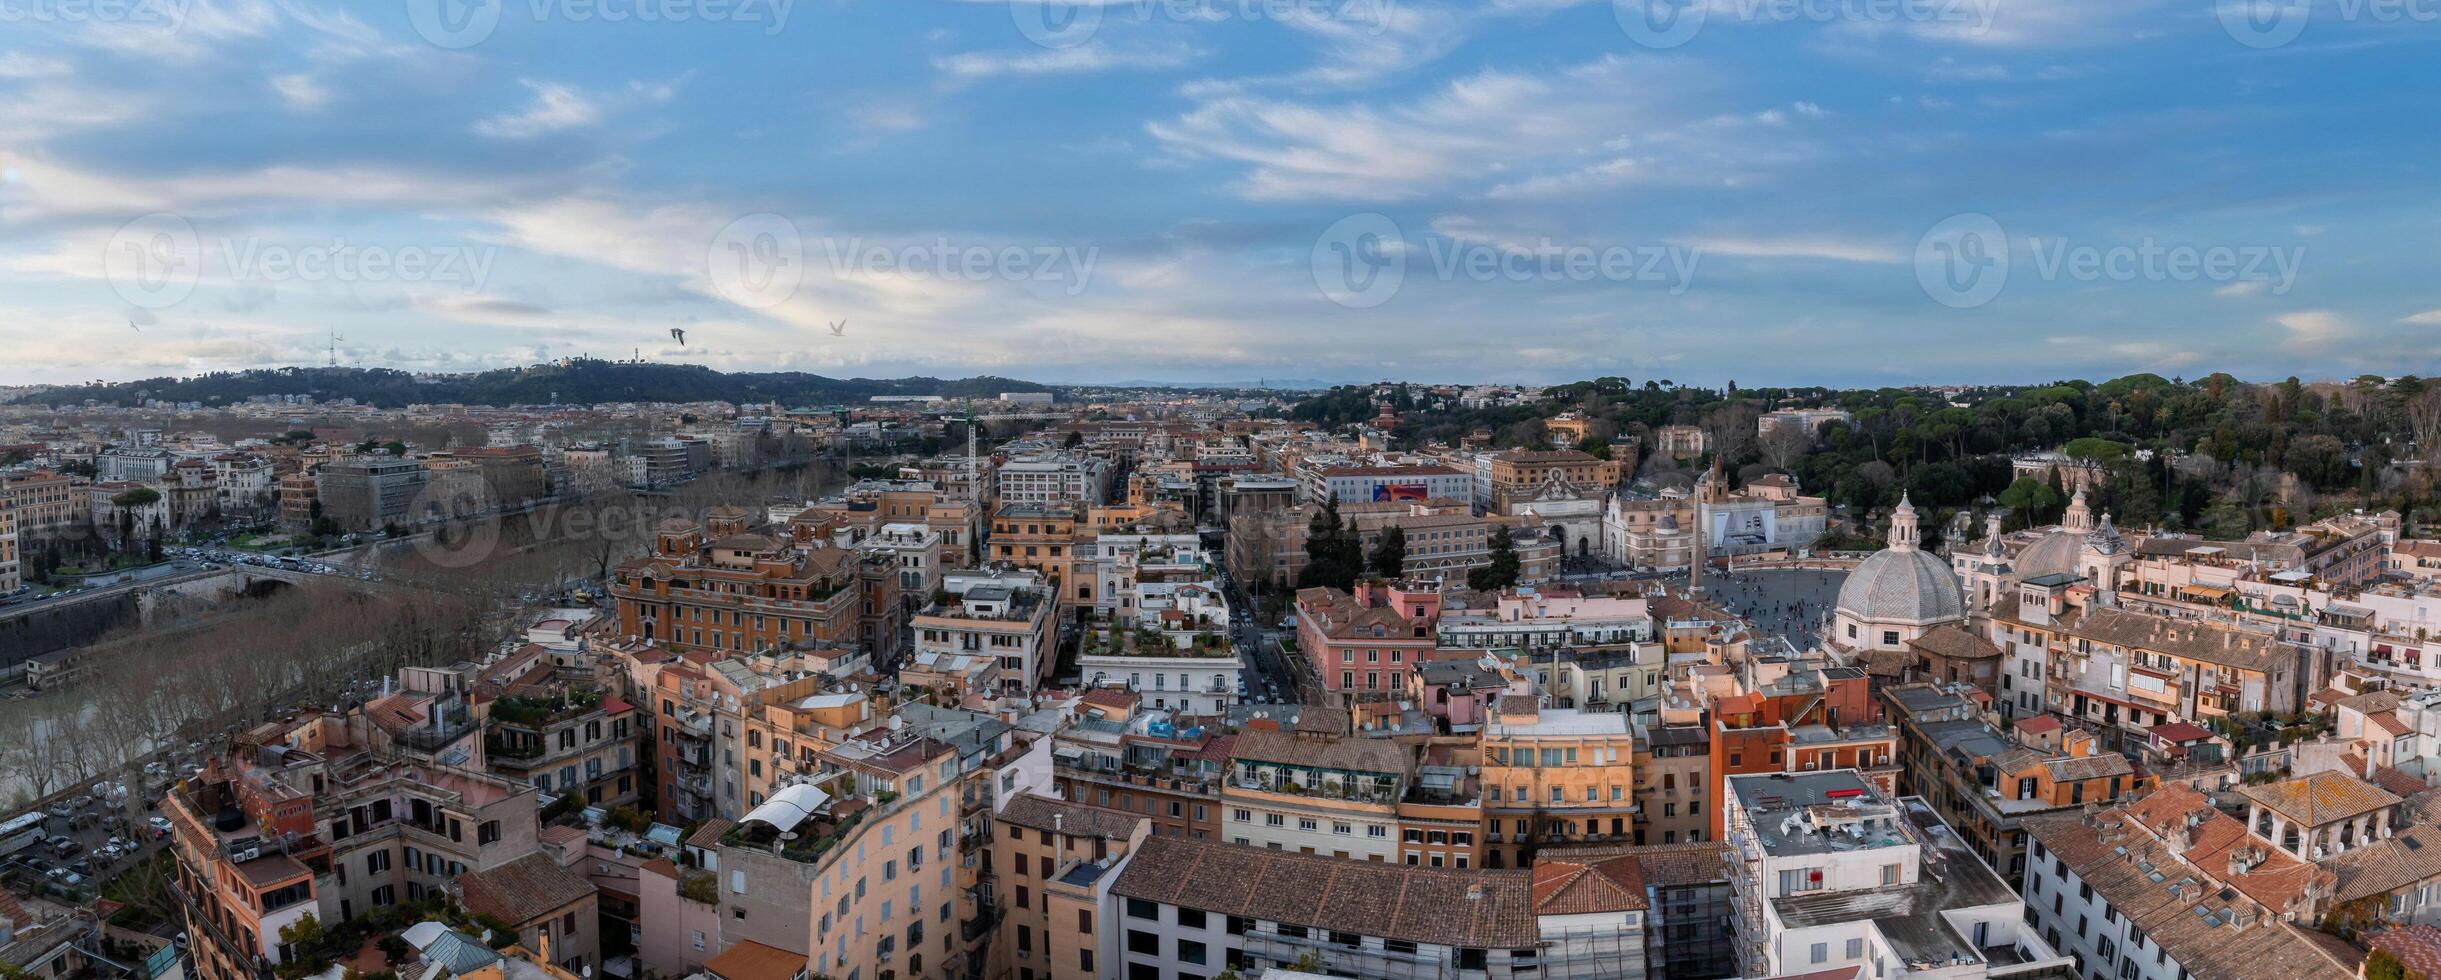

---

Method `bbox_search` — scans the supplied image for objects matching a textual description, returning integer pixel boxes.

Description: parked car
[148,816,173,836]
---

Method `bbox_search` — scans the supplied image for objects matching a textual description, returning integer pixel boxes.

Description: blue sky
[3,0,2438,388]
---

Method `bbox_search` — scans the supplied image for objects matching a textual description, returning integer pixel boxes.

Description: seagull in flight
[669,327,687,346]
[827,319,847,337]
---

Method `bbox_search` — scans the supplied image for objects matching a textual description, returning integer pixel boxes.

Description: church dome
[2011,530,2083,582]
[1836,548,1966,625]
[2010,487,2094,583]
[1835,494,1966,626]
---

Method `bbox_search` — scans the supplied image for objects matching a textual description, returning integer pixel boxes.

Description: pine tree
[1369,525,1407,579]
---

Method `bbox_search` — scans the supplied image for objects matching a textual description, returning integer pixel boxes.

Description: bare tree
[1758,423,1812,473]
[1702,402,1760,464]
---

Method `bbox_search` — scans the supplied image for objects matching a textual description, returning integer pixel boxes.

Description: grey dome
[2011,530,2082,583]
[1836,548,1966,625]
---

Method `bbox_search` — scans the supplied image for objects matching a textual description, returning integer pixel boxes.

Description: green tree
[1468,529,1521,592]
[2364,948,2409,980]
[1996,477,2062,530]
[1297,499,1362,591]
[1369,525,1407,579]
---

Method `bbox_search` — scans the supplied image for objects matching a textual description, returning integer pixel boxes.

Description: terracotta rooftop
[997,792,1145,840]
[454,854,596,926]
[2027,784,2353,980]
[2369,925,2441,979]
[704,939,805,980]
[2236,770,2402,827]
[1530,854,1650,915]
[1109,836,1538,949]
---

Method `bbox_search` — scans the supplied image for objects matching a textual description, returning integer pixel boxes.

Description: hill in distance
[16,361,1058,409]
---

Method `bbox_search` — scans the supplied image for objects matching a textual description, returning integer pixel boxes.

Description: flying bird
[669,327,687,346]
[128,320,140,332]
[827,319,847,337]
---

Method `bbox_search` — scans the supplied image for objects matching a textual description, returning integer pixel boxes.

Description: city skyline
[4,0,2439,388]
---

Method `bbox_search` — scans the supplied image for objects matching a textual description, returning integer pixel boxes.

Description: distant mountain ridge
[13,362,1057,409]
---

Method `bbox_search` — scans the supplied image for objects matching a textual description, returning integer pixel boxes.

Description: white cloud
[473,81,604,139]
[271,73,332,110]
[2276,310,2350,348]
[1674,234,1900,263]
[2400,309,2441,325]
[2213,281,2267,298]
[933,41,1200,80]
[1149,55,1725,202]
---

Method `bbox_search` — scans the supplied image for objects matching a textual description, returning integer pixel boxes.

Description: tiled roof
[455,854,597,926]
[2015,715,2062,735]
[1531,854,1650,915]
[1110,837,1538,948]
[997,791,1145,840]
[1230,729,1414,777]
[2236,771,2402,827]
[685,819,734,850]
[1907,623,2001,661]
[2027,785,2353,980]
[704,939,804,980]
[2044,752,2134,783]
[2370,925,2441,979]
[2063,607,2297,673]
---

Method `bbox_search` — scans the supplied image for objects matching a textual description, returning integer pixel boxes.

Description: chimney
[1053,813,1064,835]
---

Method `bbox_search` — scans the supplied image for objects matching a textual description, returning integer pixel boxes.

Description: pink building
[1295,580,1443,705]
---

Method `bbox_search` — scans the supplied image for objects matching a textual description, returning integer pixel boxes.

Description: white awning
[740,782,831,833]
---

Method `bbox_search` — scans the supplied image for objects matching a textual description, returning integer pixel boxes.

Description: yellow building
[1477,696,1637,867]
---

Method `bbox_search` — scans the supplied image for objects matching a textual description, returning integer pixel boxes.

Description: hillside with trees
[1298,373,2441,543]
[14,361,1055,409]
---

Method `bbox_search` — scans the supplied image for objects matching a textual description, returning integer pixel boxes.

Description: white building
[1438,589,1656,652]
[996,453,1111,505]
[1723,770,2068,979]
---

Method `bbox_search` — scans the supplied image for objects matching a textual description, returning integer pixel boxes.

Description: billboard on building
[1373,482,1430,502]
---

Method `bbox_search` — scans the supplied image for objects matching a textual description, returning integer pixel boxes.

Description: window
[478,820,501,845]
[1179,939,1209,966]
[1812,943,1829,964]
[1126,930,1160,955]
[1126,898,1158,921]
[1847,938,1864,959]
[1882,863,1900,885]
[1178,908,1206,929]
